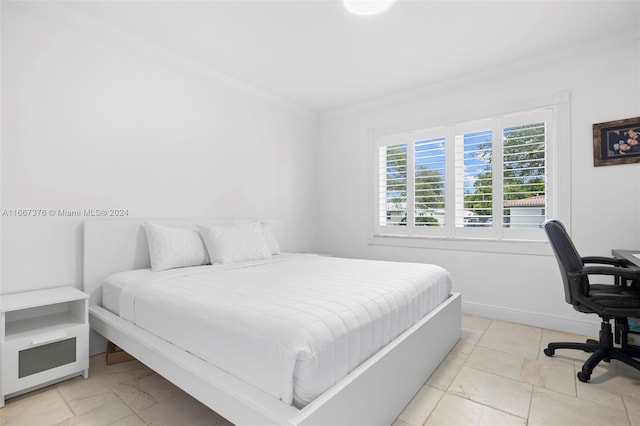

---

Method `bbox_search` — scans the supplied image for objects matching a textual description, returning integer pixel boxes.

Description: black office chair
[543,219,640,382]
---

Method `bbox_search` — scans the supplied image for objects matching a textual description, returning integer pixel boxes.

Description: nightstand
[0,286,89,407]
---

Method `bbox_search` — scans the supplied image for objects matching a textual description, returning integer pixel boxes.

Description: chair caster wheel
[577,371,590,382]
[543,348,554,357]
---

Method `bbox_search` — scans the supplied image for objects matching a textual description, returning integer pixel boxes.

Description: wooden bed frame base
[83,220,461,425]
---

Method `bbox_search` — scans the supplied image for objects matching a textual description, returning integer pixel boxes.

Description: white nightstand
[0,286,89,407]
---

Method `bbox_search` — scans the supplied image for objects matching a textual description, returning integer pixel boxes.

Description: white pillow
[143,222,210,271]
[261,222,281,255]
[198,221,272,264]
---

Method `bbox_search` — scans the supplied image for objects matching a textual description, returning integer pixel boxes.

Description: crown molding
[320,28,639,122]
[9,1,319,122]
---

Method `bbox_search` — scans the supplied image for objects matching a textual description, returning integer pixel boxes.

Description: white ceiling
[60,0,639,113]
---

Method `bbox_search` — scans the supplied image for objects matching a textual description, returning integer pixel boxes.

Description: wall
[3,1,639,338]
[317,34,640,335]
[1,2,318,294]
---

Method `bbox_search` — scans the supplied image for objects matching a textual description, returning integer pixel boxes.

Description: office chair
[543,219,640,382]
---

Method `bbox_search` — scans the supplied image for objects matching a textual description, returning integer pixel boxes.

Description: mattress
[102,253,451,408]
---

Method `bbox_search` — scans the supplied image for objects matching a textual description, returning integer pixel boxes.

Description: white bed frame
[83,219,461,426]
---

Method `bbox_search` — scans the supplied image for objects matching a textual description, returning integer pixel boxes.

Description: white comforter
[106,254,451,407]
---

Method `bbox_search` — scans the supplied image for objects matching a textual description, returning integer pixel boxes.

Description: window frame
[368,92,570,253]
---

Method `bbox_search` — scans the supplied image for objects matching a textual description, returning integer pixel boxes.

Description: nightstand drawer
[2,323,89,395]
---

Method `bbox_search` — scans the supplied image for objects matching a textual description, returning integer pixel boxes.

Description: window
[379,143,407,227]
[374,105,560,242]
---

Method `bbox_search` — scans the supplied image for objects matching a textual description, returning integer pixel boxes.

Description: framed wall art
[593,116,640,166]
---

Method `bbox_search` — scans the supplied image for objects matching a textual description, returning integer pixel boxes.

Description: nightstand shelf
[1,287,89,408]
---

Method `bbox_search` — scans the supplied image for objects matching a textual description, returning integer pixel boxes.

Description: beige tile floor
[3,314,640,425]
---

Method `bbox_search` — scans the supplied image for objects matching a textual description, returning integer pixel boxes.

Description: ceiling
[60,0,639,113]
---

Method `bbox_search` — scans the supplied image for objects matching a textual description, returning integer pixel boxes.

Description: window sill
[368,234,553,256]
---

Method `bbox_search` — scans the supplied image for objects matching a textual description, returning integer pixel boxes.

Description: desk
[612,249,640,268]
[610,250,640,349]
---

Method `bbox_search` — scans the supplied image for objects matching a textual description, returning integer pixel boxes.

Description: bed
[83,219,461,426]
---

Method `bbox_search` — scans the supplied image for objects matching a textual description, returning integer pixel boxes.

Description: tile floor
[3,314,640,425]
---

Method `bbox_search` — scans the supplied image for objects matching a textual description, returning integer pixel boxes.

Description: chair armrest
[579,265,640,281]
[581,256,627,267]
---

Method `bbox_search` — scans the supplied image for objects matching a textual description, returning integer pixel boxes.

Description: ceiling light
[343,0,397,16]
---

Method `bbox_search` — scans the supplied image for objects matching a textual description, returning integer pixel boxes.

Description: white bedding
[102,253,451,408]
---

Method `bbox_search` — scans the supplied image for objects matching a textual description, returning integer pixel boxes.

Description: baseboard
[462,301,601,337]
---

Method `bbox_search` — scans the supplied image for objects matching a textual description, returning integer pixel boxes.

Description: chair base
[544,321,640,382]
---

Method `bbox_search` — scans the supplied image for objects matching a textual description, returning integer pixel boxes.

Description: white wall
[3,1,640,338]
[1,3,318,294]
[317,35,640,335]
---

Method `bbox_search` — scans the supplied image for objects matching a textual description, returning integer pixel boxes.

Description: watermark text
[2,208,129,217]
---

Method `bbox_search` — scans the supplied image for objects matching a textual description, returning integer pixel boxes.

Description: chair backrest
[544,219,586,305]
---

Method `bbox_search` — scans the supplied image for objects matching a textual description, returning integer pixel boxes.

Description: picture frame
[593,116,640,166]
